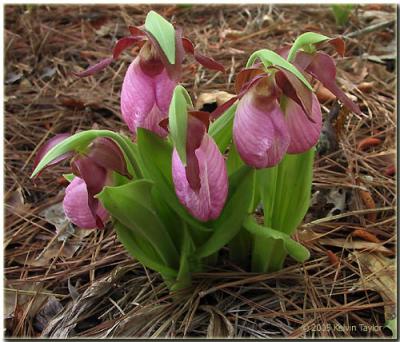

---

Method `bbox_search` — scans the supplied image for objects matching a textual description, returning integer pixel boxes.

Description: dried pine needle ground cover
[4,4,396,338]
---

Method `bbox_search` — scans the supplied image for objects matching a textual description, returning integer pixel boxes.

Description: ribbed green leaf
[145,10,176,64]
[208,104,237,153]
[97,179,179,268]
[226,142,244,176]
[169,85,193,165]
[243,217,310,263]
[114,222,178,278]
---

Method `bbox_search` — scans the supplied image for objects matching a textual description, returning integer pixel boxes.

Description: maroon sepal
[305,52,361,114]
[73,57,114,77]
[113,36,146,59]
[188,110,210,130]
[87,137,132,179]
[210,96,238,120]
[319,37,345,57]
[182,37,225,73]
[235,67,264,94]
[159,117,169,132]
[274,67,314,122]
[74,29,147,78]
[33,133,73,178]
[185,114,207,192]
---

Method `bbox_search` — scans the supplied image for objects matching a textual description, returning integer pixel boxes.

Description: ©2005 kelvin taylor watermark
[305,323,384,333]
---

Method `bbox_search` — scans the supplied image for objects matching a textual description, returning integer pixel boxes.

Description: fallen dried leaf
[349,252,395,323]
[315,81,336,102]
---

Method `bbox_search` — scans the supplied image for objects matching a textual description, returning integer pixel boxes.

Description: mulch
[4,4,396,338]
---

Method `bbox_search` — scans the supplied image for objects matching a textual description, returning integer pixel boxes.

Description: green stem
[229,228,252,269]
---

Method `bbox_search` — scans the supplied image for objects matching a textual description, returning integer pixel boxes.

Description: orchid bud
[34,135,131,229]
[63,177,108,229]
[233,77,290,169]
[172,115,228,221]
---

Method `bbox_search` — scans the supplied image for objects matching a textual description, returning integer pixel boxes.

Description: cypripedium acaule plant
[31,11,360,291]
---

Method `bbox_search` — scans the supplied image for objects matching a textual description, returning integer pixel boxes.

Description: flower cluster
[32,12,361,287]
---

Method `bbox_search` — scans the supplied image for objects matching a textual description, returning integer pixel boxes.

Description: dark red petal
[326,37,345,57]
[235,67,265,94]
[188,110,210,130]
[275,68,314,122]
[113,36,146,59]
[87,137,131,179]
[182,37,194,54]
[210,96,238,120]
[72,57,114,78]
[237,73,269,99]
[71,156,107,197]
[33,133,73,177]
[185,115,207,191]
[182,37,225,73]
[159,117,169,132]
[128,25,147,38]
[275,45,291,59]
[306,52,361,114]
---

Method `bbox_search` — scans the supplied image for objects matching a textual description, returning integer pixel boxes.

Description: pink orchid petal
[121,58,172,137]
[233,91,290,169]
[172,134,228,222]
[63,177,108,229]
[285,94,322,154]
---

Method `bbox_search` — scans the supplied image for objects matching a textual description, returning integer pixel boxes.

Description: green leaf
[145,10,176,65]
[171,223,194,291]
[226,142,244,176]
[31,130,141,179]
[62,173,75,183]
[385,318,397,338]
[287,32,330,62]
[195,166,255,258]
[114,222,178,279]
[97,179,179,268]
[243,217,310,263]
[331,5,354,26]
[169,85,193,165]
[246,49,312,91]
[136,128,212,233]
[208,104,237,153]
[273,148,315,234]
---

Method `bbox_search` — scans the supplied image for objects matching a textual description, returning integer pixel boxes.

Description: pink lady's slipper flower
[171,112,228,222]
[33,136,131,229]
[74,17,224,138]
[211,38,360,169]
